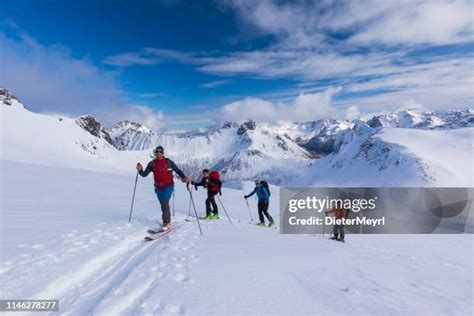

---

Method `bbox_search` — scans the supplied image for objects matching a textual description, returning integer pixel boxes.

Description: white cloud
[229,0,474,47]
[345,106,361,120]
[216,87,342,122]
[400,100,424,111]
[218,97,276,121]
[199,80,228,88]
[347,1,474,46]
[125,105,166,130]
[0,31,126,121]
[0,29,175,130]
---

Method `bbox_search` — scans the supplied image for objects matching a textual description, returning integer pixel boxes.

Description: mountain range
[1,87,473,186]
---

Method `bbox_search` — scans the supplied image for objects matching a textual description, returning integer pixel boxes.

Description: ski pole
[217,196,232,224]
[187,183,203,236]
[245,198,254,222]
[172,190,175,217]
[128,171,139,223]
[187,195,192,217]
[322,213,326,238]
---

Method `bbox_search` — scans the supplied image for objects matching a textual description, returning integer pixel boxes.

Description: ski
[147,228,164,234]
[144,228,174,241]
[329,237,345,243]
[185,216,206,222]
[144,222,185,241]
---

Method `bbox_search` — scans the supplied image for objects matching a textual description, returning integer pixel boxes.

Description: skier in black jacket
[192,169,222,219]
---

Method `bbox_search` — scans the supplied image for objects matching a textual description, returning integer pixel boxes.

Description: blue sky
[1,0,473,130]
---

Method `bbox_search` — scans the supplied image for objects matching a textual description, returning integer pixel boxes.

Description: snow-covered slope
[0,89,147,174]
[1,160,472,315]
[299,120,474,187]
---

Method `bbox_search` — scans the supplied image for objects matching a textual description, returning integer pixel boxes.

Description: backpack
[153,158,173,189]
[209,171,220,181]
[260,180,270,196]
[208,171,221,193]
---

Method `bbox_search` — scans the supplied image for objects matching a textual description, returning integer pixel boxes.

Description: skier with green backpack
[244,180,274,227]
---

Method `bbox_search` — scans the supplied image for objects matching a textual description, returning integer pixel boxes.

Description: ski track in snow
[0,216,200,315]
[1,213,472,315]
[0,214,275,315]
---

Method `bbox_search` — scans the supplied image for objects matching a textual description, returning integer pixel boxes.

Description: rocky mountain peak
[237,119,257,135]
[76,115,114,146]
[0,87,23,108]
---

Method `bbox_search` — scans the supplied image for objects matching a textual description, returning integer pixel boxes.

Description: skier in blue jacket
[245,180,274,227]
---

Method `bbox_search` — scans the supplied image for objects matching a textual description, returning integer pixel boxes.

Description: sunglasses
[155,150,164,154]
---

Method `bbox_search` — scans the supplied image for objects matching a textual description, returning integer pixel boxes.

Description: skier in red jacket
[136,146,189,230]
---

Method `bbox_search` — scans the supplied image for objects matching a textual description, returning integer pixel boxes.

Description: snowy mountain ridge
[366,108,474,130]
[1,87,472,186]
[108,108,473,160]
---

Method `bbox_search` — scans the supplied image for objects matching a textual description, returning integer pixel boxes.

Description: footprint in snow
[173,273,188,283]
[163,304,185,314]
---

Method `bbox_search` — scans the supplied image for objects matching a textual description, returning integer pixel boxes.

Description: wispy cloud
[138,92,167,98]
[228,0,473,47]
[104,47,199,67]
[199,80,228,88]
[101,0,473,114]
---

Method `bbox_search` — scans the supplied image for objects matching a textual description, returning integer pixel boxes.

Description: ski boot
[211,214,220,219]
[162,223,172,231]
[268,219,275,228]
[256,222,266,227]
[204,214,213,220]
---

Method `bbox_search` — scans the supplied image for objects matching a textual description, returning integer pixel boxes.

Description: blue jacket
[246,186,270,202]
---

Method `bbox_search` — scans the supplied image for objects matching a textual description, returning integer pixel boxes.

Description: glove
[194,185,198,191]
[219,191,222,196]
[136,163,143,171]
[244,195,248,199]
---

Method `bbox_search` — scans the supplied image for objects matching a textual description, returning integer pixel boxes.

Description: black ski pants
[333,224,345,240]
[206,192,218,216]
[258,199,273,223]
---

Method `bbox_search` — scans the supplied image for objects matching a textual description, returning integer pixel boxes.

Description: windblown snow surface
[1,161,472,315]
[1,94,473,315]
